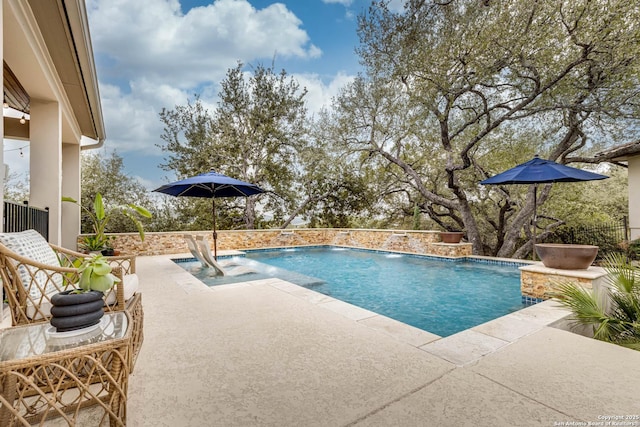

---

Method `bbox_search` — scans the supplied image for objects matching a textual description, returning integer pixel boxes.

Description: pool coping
[171,249,572,367]
[227,277,571,367]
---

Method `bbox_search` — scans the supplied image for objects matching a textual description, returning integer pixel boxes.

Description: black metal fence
[3,201,49,240]
[547,216,629,260]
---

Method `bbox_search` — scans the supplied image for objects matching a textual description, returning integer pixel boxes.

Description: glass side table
[0,312,131,426]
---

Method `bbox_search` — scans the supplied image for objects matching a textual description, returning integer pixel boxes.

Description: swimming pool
[176,246,525,337]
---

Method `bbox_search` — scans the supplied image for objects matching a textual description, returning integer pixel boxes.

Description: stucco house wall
[1,0,105,248]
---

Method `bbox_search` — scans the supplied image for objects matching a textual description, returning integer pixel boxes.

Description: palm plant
[553,253,640,351]
[63,193,152,252]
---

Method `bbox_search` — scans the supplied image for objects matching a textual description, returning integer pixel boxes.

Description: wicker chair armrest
[50,243,87,268]
[105,255,136,275]
[50,244,136,275]
[107,266,127,311]
[50,243,87,259]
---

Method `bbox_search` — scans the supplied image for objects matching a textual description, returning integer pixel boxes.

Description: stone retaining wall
[85,229,473,258]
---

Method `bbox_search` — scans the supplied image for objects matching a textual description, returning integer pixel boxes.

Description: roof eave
[595,140,640,162]
[59,0,105,144]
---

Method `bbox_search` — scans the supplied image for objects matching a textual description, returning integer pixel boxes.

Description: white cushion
[104,274,139,306]
[0,230,62,299]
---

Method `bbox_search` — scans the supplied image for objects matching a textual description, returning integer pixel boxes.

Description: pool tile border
[177,244,534,268]
[522,295,546,305]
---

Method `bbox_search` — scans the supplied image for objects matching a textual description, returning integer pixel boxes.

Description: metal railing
[3,201,49,240]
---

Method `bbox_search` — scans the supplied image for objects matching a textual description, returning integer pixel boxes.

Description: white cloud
[87,0,321,89]
[321,0,353,5]
[293,72,355,116]
[98,80,191,155]
[132,175,160,191]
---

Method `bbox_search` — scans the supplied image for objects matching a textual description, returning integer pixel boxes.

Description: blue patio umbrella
[153,171,265,260]
[480,155,608,256]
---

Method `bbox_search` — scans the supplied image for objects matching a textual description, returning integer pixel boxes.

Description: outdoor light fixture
[3,99,8,109]
[19,114,26,125]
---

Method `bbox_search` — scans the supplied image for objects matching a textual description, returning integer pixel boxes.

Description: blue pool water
[177,247,525,337]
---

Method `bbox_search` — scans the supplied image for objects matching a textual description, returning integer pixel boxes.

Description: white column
[62,143,81,249]
[629,157,640,241]
[29,100,62,244]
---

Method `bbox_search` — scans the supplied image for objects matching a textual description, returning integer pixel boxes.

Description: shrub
[553,253,640,351]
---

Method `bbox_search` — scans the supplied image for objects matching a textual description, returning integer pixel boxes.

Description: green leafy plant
[626,239,640,261]
[81,234,109,252]
[553,253,640,351]
[62,193,152,252]
[76,254,120,292]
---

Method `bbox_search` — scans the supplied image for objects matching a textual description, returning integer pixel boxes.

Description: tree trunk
[244,197,256,229]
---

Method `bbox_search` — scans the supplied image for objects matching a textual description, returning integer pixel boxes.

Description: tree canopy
[154,0,638,258]
[340,0,640,256]
[80,150,153,234]
[159,63,308,229]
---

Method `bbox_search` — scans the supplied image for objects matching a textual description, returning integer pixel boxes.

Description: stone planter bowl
[440,232,464,244]
[534,243,599,270]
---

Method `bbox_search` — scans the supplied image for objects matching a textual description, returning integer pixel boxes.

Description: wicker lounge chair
[194,235,256,277]
[0,229,144,370]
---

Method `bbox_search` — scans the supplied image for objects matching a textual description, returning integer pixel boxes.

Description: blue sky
[72,0,400,190]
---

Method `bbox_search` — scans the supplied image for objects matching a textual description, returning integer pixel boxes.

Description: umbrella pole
[532,184,537,261]
[212,198,218,261]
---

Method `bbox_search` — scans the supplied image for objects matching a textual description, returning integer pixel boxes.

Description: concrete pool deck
[123,254,640,426]
[3,253,637,425]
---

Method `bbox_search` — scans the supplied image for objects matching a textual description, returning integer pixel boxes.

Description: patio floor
[124,254,640,426]
[3,253,636,425]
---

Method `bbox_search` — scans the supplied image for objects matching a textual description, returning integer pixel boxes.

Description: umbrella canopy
[480,155,608,258]
[153,171,265,259]
[480,155,608,185]
[153,171,265,198]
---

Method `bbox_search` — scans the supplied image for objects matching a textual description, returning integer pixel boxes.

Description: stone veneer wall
[82,229,473,258]
[520,270,595,300]
[519,264,607,301]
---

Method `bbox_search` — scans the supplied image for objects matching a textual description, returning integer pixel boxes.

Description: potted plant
[81,234,109,255]
[63,193,152,254]
[50,254,121,332]
[101,236,118,256]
